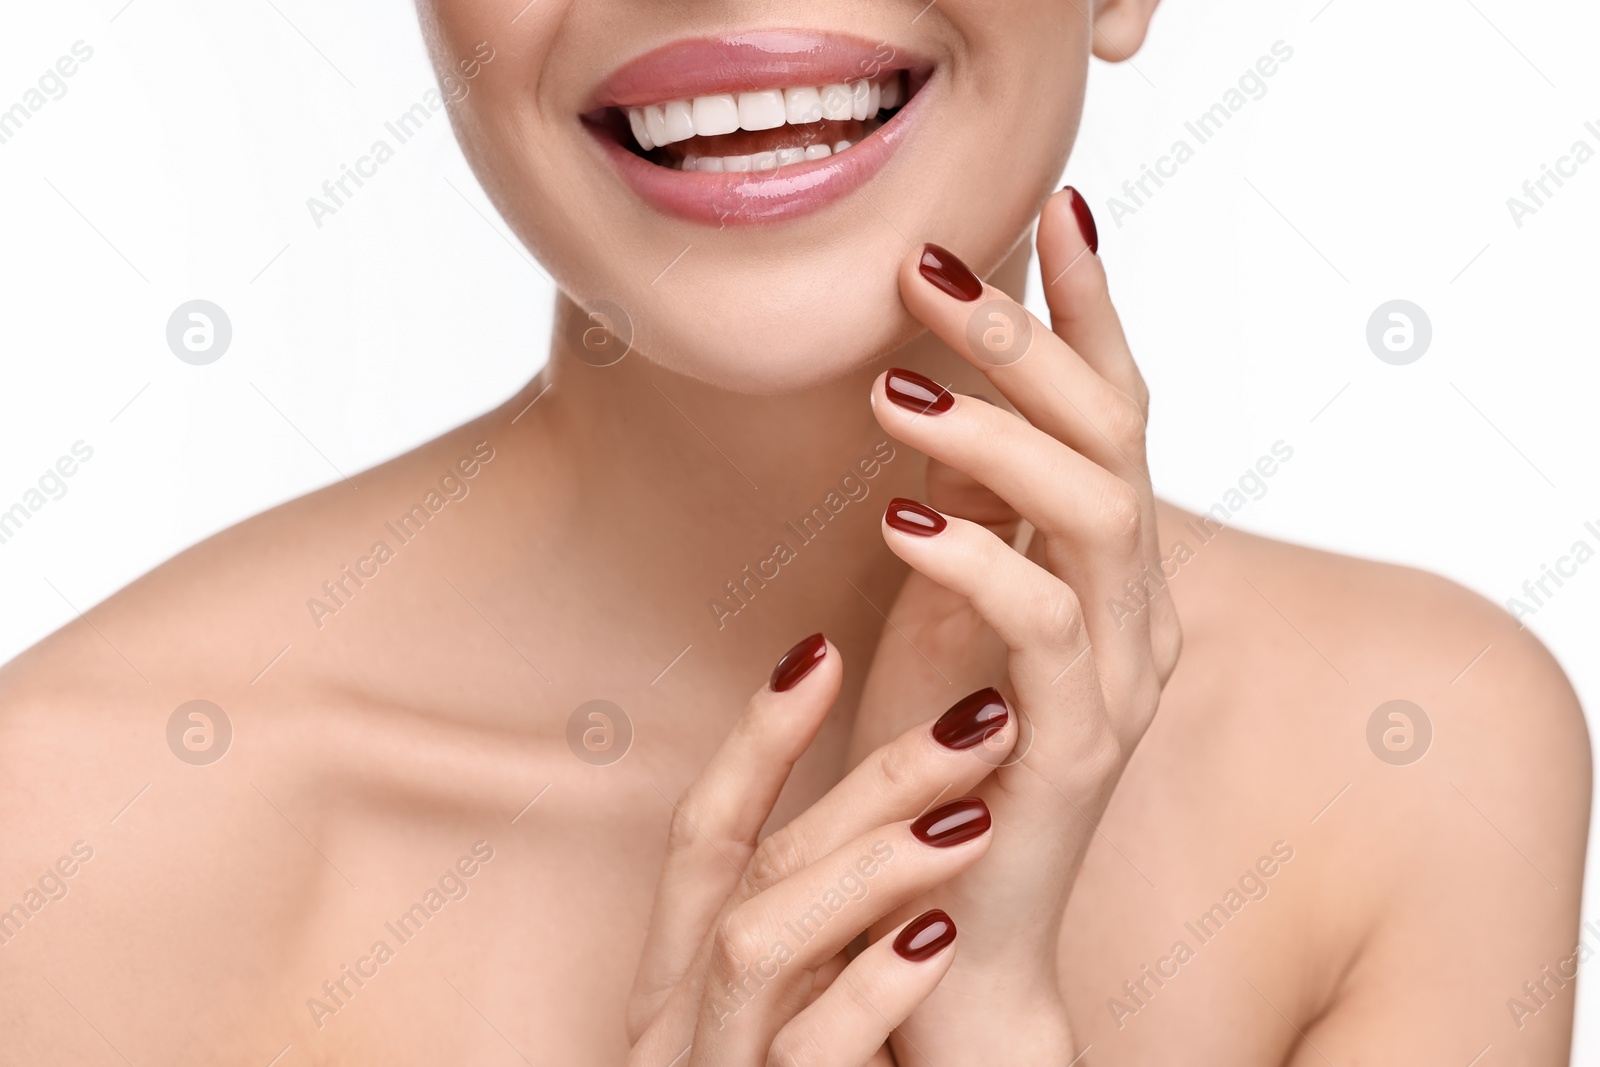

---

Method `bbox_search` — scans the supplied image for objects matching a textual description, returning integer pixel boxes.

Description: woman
[0,0,1588,1063]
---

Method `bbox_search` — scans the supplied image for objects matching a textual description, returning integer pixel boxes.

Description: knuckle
[1082,724,1126,783]
[746,830,807,890]
[1098,482,1144,554]
[765,1034,817,1067]
[665,803,703,854]
[1101,395,1147,454]
[1129,374,1152,419]
[1153,609,1184,681]
[709,911,765,981]
[1038,584,1085,648]
[1131,674,1164,728]
[873,738,920,795]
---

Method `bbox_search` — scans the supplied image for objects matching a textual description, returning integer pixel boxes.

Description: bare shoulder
[1165,504,1589,789]
[1152,504,1589,1058]
[0,414,517,841]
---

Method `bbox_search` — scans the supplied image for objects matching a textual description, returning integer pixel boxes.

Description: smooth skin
[1,0,1591,1064]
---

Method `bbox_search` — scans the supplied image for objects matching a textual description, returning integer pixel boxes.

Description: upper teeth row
[626,74,904,151]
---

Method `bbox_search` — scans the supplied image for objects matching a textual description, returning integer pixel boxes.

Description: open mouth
[584,32,933,225]
[605,72,910,173]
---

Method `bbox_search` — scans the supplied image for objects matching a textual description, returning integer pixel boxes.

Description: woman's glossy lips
[589,30,925,109]
[585,31,932,226]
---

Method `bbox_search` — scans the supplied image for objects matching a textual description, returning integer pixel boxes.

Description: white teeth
[643,105,669,148]
[624,73,905,148]
[820,83,853,121]
[663,99,695,142]
[678,139,856,171]
[784,86,824,126]
[628,108,654,151]
[626,72,909,165]
[691,94,740,137]
[737,89,787,131]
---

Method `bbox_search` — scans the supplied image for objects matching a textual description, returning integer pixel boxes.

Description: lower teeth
[680,140,854,173]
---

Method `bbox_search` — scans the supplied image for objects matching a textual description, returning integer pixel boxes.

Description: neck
[500,242,1032,684]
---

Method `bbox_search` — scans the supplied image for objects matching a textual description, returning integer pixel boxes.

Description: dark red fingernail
[894,908,956,962]
[885,368,954,415]
[771,632,827,692]
[1062,186,1099,254]
[932,688,1009,751]
[885,498,946,537]
[918,244,983,302]
[911,797,990,847]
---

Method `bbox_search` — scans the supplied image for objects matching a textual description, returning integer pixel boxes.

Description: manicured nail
[894,908,956,962]
[885,368,954,415]
[771,632,827,692]
[918,244,983,302]
[1062,186,1099,254]
[885,498,947,537]
[911,797,990,847]
[932,688,1009,751]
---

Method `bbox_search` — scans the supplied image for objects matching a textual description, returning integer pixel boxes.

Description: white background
[2,0,1597,1056]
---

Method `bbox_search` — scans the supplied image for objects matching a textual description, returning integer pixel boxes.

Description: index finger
[626,633,839,1040]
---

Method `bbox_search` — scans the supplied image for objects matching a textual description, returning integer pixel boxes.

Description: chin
[420,2,1087,393]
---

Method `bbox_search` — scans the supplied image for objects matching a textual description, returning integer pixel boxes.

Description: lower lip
[590,82,926,227]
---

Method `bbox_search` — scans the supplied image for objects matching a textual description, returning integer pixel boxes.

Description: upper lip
[587,30,930,110]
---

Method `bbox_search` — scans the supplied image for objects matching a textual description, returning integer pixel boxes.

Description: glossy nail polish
[894,908,956,962]
[885,498,947,537]
[918,244,983,302]
[932,688,1009,750]
[885,367,954,415]
[771,632,826,692]
[1062,186,1099,254]
[911,797,990,847]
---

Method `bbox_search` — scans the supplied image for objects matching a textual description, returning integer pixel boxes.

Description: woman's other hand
[625,634,1018,1066]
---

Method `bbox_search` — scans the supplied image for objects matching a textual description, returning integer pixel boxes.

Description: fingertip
[770,631,831,693]
[931,687,1012,753]
[883,497,949,539]
[892,908,958,963]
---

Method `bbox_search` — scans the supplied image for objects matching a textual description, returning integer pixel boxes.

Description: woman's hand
[625,635,1021,1066]
[850,186,1183,1063]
